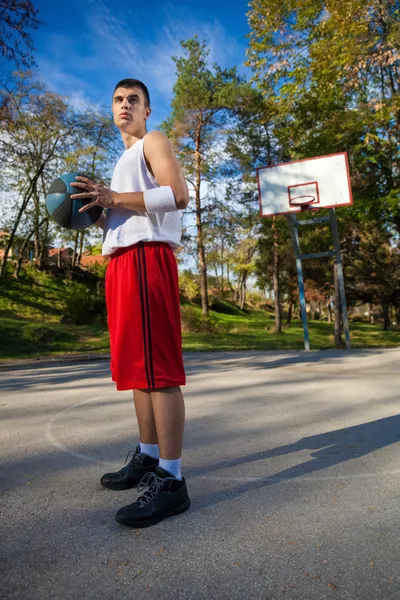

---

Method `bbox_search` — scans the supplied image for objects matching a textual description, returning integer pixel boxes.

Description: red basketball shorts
[105,242,186,391]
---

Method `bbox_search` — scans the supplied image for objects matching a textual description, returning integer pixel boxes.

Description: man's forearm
[111,188,187,212]
[112,191,146,211]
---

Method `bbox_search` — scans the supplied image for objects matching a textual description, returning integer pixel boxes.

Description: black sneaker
[100,445,158,491]
[115,466,191,528]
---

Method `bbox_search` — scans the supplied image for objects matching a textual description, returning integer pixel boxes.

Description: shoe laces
[116,448,138,476]
[135,472,174,508]
[124,448,137,466]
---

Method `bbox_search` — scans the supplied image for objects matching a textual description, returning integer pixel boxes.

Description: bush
[63,283,106,325]
[181,305,223,333]
[22,325,71,345]
[179,271,200,302]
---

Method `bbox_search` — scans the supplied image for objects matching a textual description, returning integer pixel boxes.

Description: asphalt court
[1,349,400,599]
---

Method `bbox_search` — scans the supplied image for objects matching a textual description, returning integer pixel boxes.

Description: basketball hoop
[257,152,353,217]
[289,195,317,211]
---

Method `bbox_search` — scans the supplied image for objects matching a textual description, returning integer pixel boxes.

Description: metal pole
[329,209,351,349]
[286,215,310,350]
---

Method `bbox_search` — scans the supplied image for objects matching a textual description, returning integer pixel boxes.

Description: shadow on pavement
[187,413,400,510]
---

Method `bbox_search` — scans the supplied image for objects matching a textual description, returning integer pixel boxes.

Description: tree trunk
[396,301,400,326]
[234,280,240,304]
[14,217,47,278]
[327,304,332,323]
[195,122,208,316]
[369,302,374,324]
[38,218,49,269]
[382,302,390,330]
[272,218,282,333]
[334,263,342,347]
[0,195,31,278]
[78,230,85,266]
[220,239,224,295]
[69,232,79,279]
[33,190,41,260]
[239,273,247,310]
[0,158,49,278]
[286,288,293,325]
[310,302,316,320]
[14,233,31,278]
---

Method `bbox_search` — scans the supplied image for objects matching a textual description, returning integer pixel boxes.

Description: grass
[0,266,109,359]
[0,266,399,360]
[182,310,400,352]
[0,315,109,359]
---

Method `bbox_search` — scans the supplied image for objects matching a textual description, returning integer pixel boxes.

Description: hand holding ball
[46,172,113,230]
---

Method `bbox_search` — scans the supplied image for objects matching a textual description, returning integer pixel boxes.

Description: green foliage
[0,263,398,359]
[0,315,109,359]
[246,0,400,228]
[180,304,222,333]
[86,260,107,279]
[64,282,106,325]
[182,311,400,352]
[162,35,257,316]
[0,264,109,358]
[179,270,200,302]
[245,0,400,323]
[0,72,120,278]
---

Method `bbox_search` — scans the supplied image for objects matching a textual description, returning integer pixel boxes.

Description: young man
[70,78,190,528]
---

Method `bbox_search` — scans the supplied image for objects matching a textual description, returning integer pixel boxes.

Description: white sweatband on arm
[143,186,177,213]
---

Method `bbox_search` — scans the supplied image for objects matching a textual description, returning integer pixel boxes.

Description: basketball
[45,172,103,230]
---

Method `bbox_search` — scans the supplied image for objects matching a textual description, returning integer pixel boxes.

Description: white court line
[45,395,113,465]
[46,396,400,481]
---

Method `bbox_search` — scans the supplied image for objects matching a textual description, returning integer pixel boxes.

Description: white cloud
[161,4,244,68]
[34,0,248,125]
[81,0,246,98]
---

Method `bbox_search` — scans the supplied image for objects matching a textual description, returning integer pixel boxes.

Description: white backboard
[257,152,353,217]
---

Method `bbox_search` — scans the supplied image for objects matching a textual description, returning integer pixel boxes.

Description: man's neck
[121,128,147,150]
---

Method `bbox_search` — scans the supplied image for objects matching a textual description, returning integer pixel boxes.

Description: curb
[0,353,111,371]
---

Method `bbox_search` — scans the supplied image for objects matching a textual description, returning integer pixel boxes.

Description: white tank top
[102,135,182,256]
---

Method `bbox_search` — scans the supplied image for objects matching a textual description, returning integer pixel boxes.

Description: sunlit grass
[0,268,399,360]
[182,310,400,352]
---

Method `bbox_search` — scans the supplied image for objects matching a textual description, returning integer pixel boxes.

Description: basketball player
[70,78,190,528]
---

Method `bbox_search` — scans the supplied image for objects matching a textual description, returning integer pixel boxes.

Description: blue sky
[32,0,252,127]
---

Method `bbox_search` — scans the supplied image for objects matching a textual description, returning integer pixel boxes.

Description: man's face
[112,86,151,133]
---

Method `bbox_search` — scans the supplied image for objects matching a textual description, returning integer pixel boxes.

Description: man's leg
[100,389,159,490]
[133,389,158,445]
[151,386,185,458]
[115,385,190,526]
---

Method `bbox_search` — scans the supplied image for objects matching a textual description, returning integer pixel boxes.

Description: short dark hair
[113,79,150,107]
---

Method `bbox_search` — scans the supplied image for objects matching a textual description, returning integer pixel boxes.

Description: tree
[256,217,294,331]
[162,35,254,316]
[246,0,400,220]
[246,0,400,327]
[232,233,258,310]
[341,216,400,329]
[225,90,289,330]
[0,0,42,68]
[0,73,118,278]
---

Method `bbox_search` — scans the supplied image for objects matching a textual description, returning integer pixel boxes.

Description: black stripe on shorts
[137,242,155,389]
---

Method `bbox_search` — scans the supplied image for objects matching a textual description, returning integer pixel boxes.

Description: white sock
[140,442,159,460]
[159,457,182,480]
